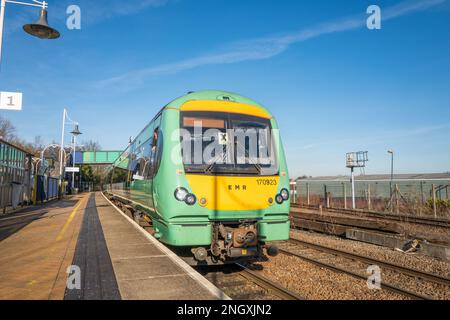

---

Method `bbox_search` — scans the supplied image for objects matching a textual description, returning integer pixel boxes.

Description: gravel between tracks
[245,230,450,300]
[290,230,450,277]
[249,253,406,300]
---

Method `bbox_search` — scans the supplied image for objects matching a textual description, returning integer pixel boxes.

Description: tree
[0,116,16,141]
[32,136,45,152]
[80,140,102,152]
[81,165,94,182]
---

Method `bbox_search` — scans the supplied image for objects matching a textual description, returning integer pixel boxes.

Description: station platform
[0,192,227,300]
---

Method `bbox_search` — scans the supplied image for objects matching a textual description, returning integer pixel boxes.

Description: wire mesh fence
[295,179,450,219]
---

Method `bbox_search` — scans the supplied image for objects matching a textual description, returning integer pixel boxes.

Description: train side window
[141,138,153,178]
[154,128,163,177]
[148,127,163,178]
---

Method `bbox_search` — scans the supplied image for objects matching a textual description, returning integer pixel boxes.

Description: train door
[147,115,162,213]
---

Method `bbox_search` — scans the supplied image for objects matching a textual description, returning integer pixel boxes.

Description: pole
[343,182,347,209]
[71,134,78,191]
[395,184,400,214]
[351,167,356,209]
[293,183,297,204]
[306,183,310,205]
[0,0,6,70]
[432,184,437,219]
[58,109,66,197]
[390,152,394,197]
[420,181,425,205]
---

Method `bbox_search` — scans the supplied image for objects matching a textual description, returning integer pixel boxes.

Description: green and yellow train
[106,90,290,265]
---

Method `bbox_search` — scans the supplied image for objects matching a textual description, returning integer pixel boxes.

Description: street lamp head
[70,124,82,136]
[23,9,60,40]
[388,150,394,154]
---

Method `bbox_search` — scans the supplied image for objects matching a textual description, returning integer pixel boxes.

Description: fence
[35,175,58,203]
[0,139,33,213]
[295,179,450,218]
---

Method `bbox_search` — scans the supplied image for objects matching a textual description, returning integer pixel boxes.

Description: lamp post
[58,108,79,197]
[388,150,394,197]
[70,124,82,191]
[0,0,60,69]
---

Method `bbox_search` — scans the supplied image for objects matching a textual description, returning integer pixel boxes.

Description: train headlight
[174,187,189,202]
[280,188,290,201]
[185,194,197,206]
[199,197,207,206]
[275,194,284,204]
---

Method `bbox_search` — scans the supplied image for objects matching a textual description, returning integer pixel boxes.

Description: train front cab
[155,96,291,264]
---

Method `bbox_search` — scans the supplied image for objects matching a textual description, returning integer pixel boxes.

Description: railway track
[291,204,450,229]
[196,263,305,300]
[279,238,450,300]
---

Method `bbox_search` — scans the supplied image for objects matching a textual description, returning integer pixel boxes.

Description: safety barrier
[0,139,33,214]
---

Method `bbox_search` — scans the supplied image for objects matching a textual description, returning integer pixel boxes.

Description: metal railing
[294,179,450,218]
[0,139,33,213]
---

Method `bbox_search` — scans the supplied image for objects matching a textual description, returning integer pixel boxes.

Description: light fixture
[174,187,189,202]
[23,9,60,40]
[275,194,284,204]
[185,194,197,206]
[280,188,290,201]
[70,124,82,136]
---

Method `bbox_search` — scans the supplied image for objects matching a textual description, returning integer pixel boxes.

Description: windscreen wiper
[205,146,228,174]
[234,140,262,174]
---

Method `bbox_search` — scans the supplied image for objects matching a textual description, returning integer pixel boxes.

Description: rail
[279,238,450,300]
[291,203,450,228]
[287,238,450,287]
[235,263,305,300]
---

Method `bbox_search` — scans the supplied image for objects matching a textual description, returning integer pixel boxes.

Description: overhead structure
[346,151,369,209]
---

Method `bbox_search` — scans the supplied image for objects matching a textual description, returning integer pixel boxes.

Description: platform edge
[100,192,231,301]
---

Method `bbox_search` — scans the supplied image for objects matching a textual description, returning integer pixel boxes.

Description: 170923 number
[257,179,277,186]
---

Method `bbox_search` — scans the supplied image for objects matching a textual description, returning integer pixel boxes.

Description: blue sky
[0,0,449,178]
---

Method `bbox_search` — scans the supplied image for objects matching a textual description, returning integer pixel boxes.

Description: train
[105,90,290,265]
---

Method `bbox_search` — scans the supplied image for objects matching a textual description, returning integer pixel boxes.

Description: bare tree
[0,116,16,141]
[80,140,102,152]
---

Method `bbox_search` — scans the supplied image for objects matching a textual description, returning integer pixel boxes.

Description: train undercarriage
[105,193,279,266]
[190,221,279,265]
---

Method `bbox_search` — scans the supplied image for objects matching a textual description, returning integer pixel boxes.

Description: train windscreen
[180,111,278,176]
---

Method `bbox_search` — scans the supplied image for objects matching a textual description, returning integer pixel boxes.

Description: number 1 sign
[0,92,23,111]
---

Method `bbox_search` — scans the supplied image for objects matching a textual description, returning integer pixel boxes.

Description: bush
[427,198,450,209]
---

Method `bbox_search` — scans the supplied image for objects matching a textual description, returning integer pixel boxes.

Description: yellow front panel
[185,175,280,211]
[180,100,272,119]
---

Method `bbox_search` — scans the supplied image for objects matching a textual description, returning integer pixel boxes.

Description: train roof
[164,90,273,118]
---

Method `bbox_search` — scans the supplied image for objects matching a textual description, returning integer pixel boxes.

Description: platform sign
[0,92,23,111]
[66,167,80,173]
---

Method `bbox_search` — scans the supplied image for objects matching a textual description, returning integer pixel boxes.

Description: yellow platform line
[56,197,85,242]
